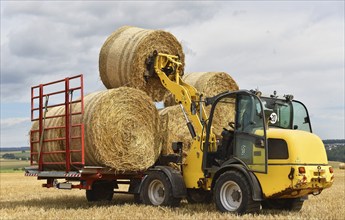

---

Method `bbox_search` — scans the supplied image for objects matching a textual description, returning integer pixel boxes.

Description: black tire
[187,189,212,204]
[86,181,114,202]
[133,194,142,204]
[141,171,181,207]
[290,199,304,211]
[262,198,304,211]
[214,170,260,214]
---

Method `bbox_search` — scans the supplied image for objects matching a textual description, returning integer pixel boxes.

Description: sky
[0,1,344,147]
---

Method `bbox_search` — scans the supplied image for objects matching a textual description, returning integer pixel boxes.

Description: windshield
[260,97,312,132]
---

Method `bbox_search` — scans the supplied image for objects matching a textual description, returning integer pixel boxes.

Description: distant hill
[1,139,344,162]
[323,139,345,144]
[323,140,345,162]
[0,147,30,152]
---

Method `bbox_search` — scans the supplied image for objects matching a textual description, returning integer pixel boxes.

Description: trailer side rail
[30,74,85,172]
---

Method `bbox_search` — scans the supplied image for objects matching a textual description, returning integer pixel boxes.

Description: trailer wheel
[262,198,304,211]
[86,181,114,202]
[214,170,260,214]
[187,189,212,204]
[141,171,180,207]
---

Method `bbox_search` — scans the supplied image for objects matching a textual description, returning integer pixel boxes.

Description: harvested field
[0,168,343,219]
[0,159,29,172]
[99,26,185,101]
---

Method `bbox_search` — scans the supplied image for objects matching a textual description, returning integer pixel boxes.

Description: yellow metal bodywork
[153,52,333,198]
[153,53,216,188]
[255,128,334,198]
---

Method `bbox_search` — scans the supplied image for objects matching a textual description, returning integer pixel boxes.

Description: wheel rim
[220,180,242,211]
[148,179,165,205]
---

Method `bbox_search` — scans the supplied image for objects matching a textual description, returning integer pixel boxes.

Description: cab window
[292,101,312,132]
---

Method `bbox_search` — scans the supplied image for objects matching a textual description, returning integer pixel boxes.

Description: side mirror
[304,117,310,124]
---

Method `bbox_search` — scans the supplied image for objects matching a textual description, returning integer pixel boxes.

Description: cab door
[234,93,267,173]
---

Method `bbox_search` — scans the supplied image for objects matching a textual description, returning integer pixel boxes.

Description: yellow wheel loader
[142,51,334,213]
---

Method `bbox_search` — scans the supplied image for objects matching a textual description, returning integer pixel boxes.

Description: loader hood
[266,128,328,165]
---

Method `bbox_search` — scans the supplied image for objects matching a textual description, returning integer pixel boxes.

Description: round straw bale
[31,87,161,171]
[159,106,191,155]
[99,26,185,101]
[339,163,345,169]
[185,72,238,96]
[164,72,239,106]
[31,106,66,170]
[164,72,238,135]
[82,87,161,171]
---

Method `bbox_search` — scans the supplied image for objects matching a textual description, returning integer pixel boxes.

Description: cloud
[170,3,344,139]
[1,1,219,103]
[1,117,30,128]
[0,1,344,147]
[0,117,31,147]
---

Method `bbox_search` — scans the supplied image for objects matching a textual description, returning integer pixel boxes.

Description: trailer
[26,74,185,203]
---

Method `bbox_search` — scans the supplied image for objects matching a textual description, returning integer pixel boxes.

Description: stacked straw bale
[159,106,192,155]
[31,87,161,171]
[99,26,185,101]
[164,72,239,107]
[160,72,239,155]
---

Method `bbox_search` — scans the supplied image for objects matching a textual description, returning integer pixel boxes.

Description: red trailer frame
[26,74,145,192]
[30,74,85,172]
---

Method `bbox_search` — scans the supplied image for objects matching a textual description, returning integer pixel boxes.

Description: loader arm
[152,52,205,135]
[147,51,217,188]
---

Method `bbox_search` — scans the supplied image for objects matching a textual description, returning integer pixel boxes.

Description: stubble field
[0,169,344,220]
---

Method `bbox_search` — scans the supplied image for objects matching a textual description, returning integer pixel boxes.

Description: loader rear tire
[214,170,260,214]
[290,199,304,211]
[141,171,180,207]
[86,181,114,202]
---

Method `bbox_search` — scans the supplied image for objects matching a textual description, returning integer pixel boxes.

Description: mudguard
[138,166,187,198]
[211,164,263,201]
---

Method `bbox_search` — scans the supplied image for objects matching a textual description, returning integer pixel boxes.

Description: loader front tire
[214,170,260,214]
[141,171,180,207]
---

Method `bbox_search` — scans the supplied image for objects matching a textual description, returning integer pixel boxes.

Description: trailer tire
[141,171,180,207]
[214,170,260,214]
[86,181,114,202]
[262,198,304,211]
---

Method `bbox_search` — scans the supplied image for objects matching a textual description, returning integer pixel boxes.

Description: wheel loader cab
[205,90,268,174]
[260,96,312,132]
